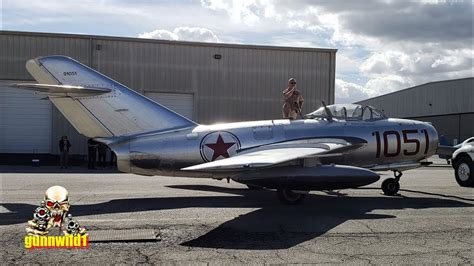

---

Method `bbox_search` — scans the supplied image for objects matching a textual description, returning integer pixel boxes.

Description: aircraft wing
[182,138,366,172]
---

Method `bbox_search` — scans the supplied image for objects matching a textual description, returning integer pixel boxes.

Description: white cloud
[363,75,410,98]
[335,78,369,104]
[359,46,473,89]
[140,29,177,40]
[139,27,220,43]
[201,0,280,26]
[336,52,361,73]
[0,0,3,29]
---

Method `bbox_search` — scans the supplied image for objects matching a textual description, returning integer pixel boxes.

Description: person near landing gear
[97,143,108,168]
[87,138,98,170]
[109,149,116,168]
[59,135,71,169]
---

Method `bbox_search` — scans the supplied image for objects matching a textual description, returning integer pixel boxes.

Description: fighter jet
[14,56,439,204]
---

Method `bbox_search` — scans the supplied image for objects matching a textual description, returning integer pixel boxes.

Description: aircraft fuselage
[111,118,438,177]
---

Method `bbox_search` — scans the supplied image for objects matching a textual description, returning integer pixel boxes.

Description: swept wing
[182,138,366,172]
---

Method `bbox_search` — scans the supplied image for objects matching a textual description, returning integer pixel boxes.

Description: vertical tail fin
[25,56,197,137]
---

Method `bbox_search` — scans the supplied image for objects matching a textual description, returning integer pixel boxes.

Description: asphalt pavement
[0,162,472,264]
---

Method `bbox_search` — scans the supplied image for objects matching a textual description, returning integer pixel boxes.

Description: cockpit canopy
[305,104,386,121]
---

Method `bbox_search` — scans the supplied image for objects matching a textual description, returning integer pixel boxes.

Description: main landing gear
[277,188,307,204]
[381,170,402,196]
[246,184,264,190]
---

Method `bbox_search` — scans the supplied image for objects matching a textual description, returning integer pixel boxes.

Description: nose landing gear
[381,170,402,196]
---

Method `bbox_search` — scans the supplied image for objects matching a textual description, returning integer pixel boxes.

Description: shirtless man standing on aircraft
[282,78,304,119]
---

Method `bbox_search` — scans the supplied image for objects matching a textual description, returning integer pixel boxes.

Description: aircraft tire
[246,184,264,190]
[381,178,400,196]
[454,157,474,187]
[277,188,306,204]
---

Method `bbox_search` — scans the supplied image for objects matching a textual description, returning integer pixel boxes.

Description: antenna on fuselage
[322,101,333,122]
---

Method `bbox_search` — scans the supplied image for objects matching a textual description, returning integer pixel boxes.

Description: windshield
[305,104,385,121]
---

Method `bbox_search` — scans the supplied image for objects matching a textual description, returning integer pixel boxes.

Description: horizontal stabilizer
[13,83,112,96]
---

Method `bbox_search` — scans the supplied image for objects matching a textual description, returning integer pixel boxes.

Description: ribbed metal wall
[357,78,473,117]
[417,114,473,145]
[0,33,91,79]
[92,39,335,123]
[357,78,474,144]
[0,31,336,155]
[0,33,93,155]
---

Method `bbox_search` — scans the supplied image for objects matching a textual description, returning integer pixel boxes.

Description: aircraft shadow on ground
[356,187,474,202]
[1,185,472,250]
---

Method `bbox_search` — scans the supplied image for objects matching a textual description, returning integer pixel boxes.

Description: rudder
[25,56,196,137]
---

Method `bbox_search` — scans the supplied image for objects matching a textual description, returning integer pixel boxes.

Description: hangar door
[144,92,194,120]
[0,81,52,153]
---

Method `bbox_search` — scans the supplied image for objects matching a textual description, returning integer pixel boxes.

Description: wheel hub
[458,162,470,181]
[387,182,396,191]
[284,190,301,201]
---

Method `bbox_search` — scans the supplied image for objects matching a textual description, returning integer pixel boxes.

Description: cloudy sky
[1,0,472,103]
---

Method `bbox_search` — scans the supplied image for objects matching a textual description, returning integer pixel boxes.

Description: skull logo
[26,185,86,236]
[44,186,70,227]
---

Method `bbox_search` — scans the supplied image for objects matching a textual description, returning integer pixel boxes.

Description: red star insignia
[205,134,236,161]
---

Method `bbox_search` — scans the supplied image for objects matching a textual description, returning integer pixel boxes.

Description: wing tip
[181,166,195,171]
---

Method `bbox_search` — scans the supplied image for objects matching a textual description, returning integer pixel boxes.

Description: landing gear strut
[246,184,264,190]
[277,188,307,204]
[381,170,402,196]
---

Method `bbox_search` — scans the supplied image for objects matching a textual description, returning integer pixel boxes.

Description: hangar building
[0,31,336,161]
[357,78,474,145]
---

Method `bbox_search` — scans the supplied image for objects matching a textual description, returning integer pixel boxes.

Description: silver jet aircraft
[15,56,439,204]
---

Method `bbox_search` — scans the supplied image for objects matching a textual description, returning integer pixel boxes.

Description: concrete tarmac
[0,164,472,264]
